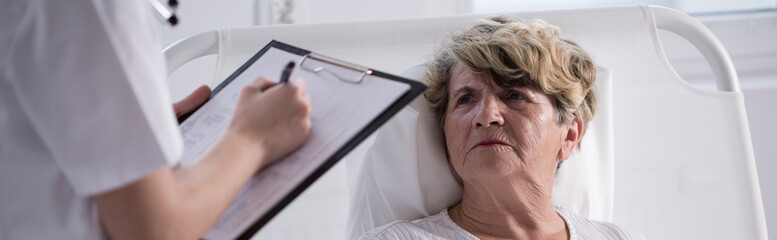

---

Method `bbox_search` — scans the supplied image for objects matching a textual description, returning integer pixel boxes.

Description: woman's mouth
[472,139,510,149]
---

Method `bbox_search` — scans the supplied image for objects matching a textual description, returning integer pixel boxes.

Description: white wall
[255,0,471,25]
[162,0,256,102]
[161,2,776,239]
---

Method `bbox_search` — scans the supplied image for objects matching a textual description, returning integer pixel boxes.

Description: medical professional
[0,0,311,239]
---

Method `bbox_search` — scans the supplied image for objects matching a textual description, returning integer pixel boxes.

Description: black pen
[279,61,295,84]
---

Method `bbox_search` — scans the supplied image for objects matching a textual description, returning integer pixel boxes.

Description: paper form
[178,47,411,239]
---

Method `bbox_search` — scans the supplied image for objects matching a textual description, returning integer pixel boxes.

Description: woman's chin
[459,151,522,182]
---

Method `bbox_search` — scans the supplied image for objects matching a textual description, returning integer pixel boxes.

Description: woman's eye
[458,95,473,105]
[508,92,524,100]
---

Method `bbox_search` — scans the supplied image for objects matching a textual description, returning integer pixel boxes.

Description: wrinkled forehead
[449,64,494,92]
[450,62,544,94]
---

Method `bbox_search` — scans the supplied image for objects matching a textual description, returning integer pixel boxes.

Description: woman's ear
[558,116,583,161]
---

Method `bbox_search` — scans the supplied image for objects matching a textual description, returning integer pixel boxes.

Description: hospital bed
[164,5,766,239]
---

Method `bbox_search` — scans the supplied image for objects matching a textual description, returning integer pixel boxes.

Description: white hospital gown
[360,206,645,240]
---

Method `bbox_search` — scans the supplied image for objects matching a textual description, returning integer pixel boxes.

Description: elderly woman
[361,16,644,240]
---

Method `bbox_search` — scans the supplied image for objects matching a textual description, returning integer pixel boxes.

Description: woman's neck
[448,177,568,240]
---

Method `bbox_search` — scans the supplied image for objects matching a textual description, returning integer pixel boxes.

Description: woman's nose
[474,97,504,128]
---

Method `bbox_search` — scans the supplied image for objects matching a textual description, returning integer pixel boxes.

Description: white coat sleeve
[2,0,183,196]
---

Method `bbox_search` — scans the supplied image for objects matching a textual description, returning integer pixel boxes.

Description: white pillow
[346,64,613,239]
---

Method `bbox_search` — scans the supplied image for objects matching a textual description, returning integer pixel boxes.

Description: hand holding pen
[228,61,311,166]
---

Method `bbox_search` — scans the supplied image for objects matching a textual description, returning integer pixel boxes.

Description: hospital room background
[160,0,776,239]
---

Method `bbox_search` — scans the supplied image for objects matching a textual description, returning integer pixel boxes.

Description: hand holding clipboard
[177,41,427,239]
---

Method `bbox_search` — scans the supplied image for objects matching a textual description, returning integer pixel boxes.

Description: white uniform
[0,0,182,239]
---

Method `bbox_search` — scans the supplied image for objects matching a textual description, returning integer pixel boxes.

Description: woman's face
[443,65,573,183]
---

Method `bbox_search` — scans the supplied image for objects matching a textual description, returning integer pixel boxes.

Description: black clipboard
[182,40,427,239]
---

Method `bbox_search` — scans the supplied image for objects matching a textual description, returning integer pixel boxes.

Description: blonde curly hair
[424,15,598,147]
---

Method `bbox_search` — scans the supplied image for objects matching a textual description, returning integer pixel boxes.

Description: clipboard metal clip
[299,53,373,84]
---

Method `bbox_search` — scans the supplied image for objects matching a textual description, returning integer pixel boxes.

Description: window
[473,0,776,15]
